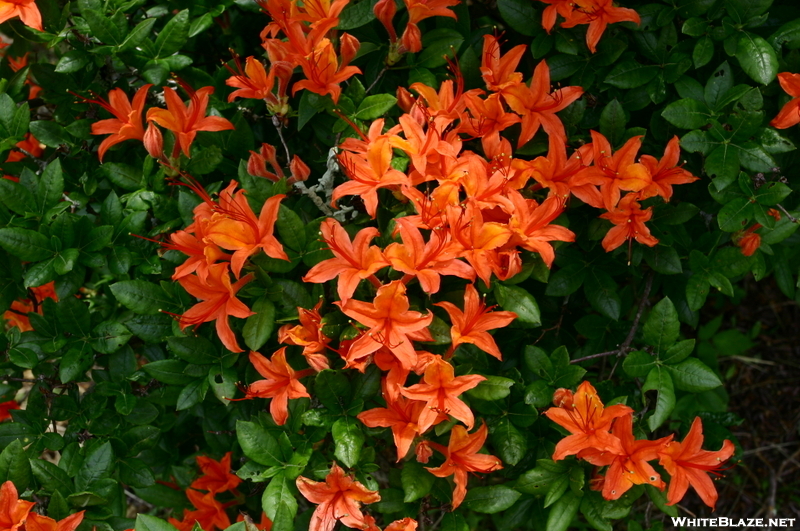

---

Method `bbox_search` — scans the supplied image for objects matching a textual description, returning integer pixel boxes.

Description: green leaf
[642,367,675,430]
[332,417,364,467]
[524,345,554,380]
[153,9,190,58]
[515,459,568,494]
[120,18,157,51]
[314,370,351,413]
[167,336,217,364]
[642,297,680,352]
[0,179,35,215]
[495,283,538,327]
[661,98,711,129]
[84,9,125,45]
[622,350,656,378]
[605,60,660,89]
[101,163,142,191]
[236,420,283,466]
[208,367,238,404]
[599,99,627,147]
[59,346,94,383]
[693,36,714,68]
[496,0,537,36]
[580,491,613,531]
[769,19,800,51]
[490,418,527,466]
[704,62,733,111]
[467,376,514,401]
[136,514,179,531]
[110,280,171,315]
[262,473,297,531]
[661,339,695,364]
[337,0,375,30]
[0,228,52,261]
[737,33,778,85]
[462,485,521,513]
[402,461,435,502]
[583,269,620,321]
[242,297,276,351]
[55,50,91,73]
[141,360,196,385]
[546,491,581,531]
[176,378,209,410]
[754,182,791,205]
[120,458,156,488]
[354,94,397,120]
[0,439,32,491]
[524,380,553,408]
[706,145,740,190]
[417,29,463,69]
[76,441,114,490]
[717,197,753,232]
[31,459,73,495]
[666,358,722,392]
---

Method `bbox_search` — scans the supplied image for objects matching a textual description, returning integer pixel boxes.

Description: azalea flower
[81,84,151,161]
[0,480,35,531]
[357,380,427,461]
[560,0,641,53]
[296,462,381,531]
[176,263,255,353]
[146,85,234,158]
[25,511,84,531]
[400,355,485,433]
[543,381,633,460]
[0,400,20,422]
[638,136,699,202]
[191,452,242,493]
[292,35,361,104]
[242,347,313,425]
[434,283,516,359]
[771,72,800,129]
[303,218,390,301]
[400,0,459,53]
[426,423,503,508]
[0,0,42,31]
[599,193,659,252]
[479,35,525,92]
[658,417,735,509]
[337,281,433,371]
[278,301,332,371]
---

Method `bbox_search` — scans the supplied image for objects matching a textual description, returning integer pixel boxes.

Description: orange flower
[226,56,274,102]
[505,191,575,267]
[538,0,576,32]
[6,133,44,163]
[0,401,20,422]
[385,218,475,294]
[400,355,485,433]
[561,0,641,53]
[385,518,418,531]
[146,85,234,158]
[3,281,58,332]
[191,452,242,494]
[0,0,42,31]
[446,203,512,287]
[296,462,381,531]
[337,281,433,371]
[512,134,596,203]
[574,131,651,211]
[292,35,361,104]
[459,92,521,147]
[303,218,390,301]
[771,72,800,129]
[479,35,525,92]
[88,84,152,162]
[25,512,84,531]
[638,136,699,201]
[435,283,516,360]
[357,380,427,461]
[243,347,313,425]
[176,263,255,353]
[579,414,671,500]
[278,301,332,371]
[502,60,584,147]
[599,193,659,252]
[400,0,459,53]
[0,480,35,531]
[735,231,761,257]
[658,417,735,509]
[204,181,288,278]
[170,489,234,531]
[543,381,633,460]
[426,423,503,508]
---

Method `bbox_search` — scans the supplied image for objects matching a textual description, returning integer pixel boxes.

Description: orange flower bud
[737,232,761,257]
[396,87,415,112]
[340,33,361,67]
[374,0,397,42]
[415,440,433,463]
[143,123,163,159]
[553,388,574,407]
[289,155,310,184]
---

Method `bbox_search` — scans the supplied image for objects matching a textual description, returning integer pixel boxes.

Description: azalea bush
[1,0,800,529]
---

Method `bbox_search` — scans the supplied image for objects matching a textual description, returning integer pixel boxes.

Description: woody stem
[776,203,799,224]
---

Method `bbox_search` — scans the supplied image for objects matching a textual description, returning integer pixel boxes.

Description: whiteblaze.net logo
[671,517,797,528]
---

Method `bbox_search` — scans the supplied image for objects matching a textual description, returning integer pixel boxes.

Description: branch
[571,272,654,364]
[776,203,799,224]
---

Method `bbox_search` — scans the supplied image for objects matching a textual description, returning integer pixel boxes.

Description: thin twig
[776,203,798,223]
[571,273,654,364]
[365,65,389,94]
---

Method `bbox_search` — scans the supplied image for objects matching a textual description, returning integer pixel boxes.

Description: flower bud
[143,123,163,159]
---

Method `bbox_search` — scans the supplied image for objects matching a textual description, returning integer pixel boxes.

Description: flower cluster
[545,381,735,509]
[168,452,271,531]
